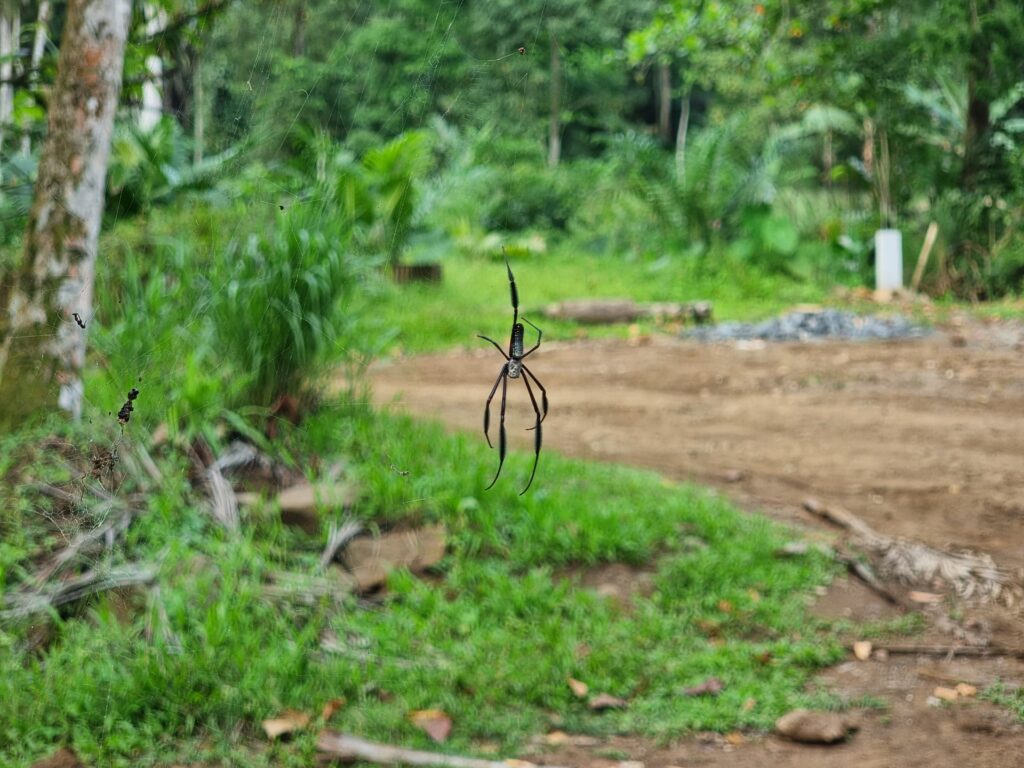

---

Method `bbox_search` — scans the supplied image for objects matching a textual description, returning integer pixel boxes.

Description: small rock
[775,709,853,744]
[873,648,889,661]
[955,683,978,698]
[617,761,645,768]
[853,640,873,661]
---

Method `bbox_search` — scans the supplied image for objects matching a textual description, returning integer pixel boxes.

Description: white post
[874,229,903,291]
[139,4,166,131]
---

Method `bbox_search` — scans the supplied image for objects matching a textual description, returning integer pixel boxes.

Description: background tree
[0,0,132,425]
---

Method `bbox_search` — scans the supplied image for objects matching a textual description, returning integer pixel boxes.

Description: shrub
[210,204,362,408]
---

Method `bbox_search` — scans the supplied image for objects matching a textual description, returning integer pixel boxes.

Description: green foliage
[106,117,243,218]
[0,152,35,246]
[210,204,362,408]
[0,403,843,766]
[372,250,825,355]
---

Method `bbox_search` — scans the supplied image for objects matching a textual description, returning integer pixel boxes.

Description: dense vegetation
[4,0,1024,299]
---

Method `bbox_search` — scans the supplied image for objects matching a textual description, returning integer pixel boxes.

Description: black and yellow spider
[478,256,549,494]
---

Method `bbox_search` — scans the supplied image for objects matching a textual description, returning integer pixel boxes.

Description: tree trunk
[547,30,561,168]
[657,61,671,144]
[674,89,691,179]
[21,0,53,154]
[0,0,132,426]
[877,126,892,226]
[961,0,992,192]
[291,0,306,57]
[140,3,165,130]
[193,48,204,163]
[0,0,18,170]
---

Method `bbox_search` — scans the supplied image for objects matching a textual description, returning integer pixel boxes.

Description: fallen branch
[871,644,1024,660]
[317,731,569,768]
[263,569,356,604]
[833,550,908,609]
[1,563,157,622]
[803,498,1021,605]
[205,463,240,532]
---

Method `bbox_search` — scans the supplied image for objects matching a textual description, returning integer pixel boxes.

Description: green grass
[0,401,843,767]
[374,249,827,354]
[983,683,1024,721]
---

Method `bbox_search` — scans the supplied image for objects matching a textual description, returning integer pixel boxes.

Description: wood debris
[317,731,570,768]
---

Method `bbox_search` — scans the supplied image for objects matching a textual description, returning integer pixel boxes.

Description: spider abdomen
[510,323,525,358]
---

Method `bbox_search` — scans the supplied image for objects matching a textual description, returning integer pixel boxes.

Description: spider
[478,256,549,494]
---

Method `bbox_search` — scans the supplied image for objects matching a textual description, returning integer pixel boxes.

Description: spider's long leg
[505,252,519,327]
[484,373,509,490]
[483,363,509,448]
[522,364,549,425]
[519,374,543,495]
[521,316,543,358]
[478,334,510,360]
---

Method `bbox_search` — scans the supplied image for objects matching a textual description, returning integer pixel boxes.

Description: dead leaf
[262,709,311,740]
[908,591,943,604]
[588,693,628,711]
[725,732,745,746]
[717,599,734,614]
[742,697,757,712]
[321,698,346,721]
[955,683,978,698]
[853,640,873,661]
[410,709,453,743]
[543,731,569,746]
[567,677,589,698]
[934,686,959,702]
[681,677,724,697]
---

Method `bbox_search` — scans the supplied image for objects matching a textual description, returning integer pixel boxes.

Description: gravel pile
[685,308,929,343]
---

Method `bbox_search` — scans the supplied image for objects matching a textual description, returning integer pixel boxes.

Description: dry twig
[317,731,569,768]
[1,563,157,621]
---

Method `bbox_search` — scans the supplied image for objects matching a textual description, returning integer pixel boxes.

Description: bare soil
[368,317,1024,767]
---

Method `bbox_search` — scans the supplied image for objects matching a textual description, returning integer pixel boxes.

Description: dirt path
[368,322,1024,766]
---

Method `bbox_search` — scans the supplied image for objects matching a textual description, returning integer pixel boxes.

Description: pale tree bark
[140,2,166,130]
[547,30,561,168]
[0,0,18,169]
[21,0,53,154]
[0,0,132,427]
[674,89,690,179]
[192,48,203,162]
